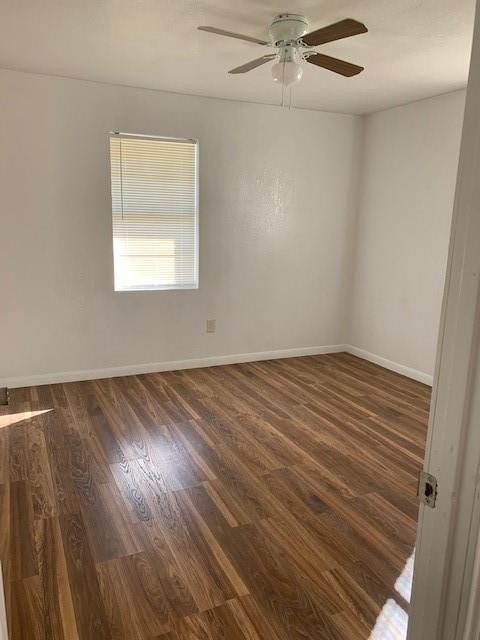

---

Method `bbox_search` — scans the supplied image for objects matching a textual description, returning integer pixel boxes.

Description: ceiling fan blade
[198,26,268,46]
[228,55,276,74]
[302,18,367,47]
[307,53,364,77]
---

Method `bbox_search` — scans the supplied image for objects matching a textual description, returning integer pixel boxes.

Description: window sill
[114,284,198,292]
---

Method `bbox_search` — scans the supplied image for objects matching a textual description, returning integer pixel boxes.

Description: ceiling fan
[198,14,367,87]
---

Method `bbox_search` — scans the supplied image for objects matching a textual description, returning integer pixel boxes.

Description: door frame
[408,1,480,637]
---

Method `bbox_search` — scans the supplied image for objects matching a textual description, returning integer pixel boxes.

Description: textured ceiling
[0,0,475,114]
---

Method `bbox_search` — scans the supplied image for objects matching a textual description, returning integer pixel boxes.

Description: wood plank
[133,521,198,618]
[168,601,251,639]
[34,516,79,640]
[96,552,171,639]
[10,481,38,581]
[59,512,111,639]
[9,576,44,640]
[26,423,56,520]
[1,354,428,639]
[224,523,344,640]
[146,489,238,612]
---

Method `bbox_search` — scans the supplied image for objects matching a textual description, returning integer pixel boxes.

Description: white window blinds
[110,134,198,291]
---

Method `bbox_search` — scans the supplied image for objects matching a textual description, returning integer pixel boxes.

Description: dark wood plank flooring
[0,353,430,639]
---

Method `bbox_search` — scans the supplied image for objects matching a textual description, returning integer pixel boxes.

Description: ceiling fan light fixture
[198,15,367,85]
[271,60,303,86]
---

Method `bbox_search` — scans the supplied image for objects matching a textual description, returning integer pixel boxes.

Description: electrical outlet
[206,319,216,334]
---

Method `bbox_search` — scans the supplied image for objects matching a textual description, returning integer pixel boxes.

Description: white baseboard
[2,343,433,389]
[2,344,347,388]
[345,345,433,386]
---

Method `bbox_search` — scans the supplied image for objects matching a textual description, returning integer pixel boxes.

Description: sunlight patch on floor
[395,551,415,603]
[369,598,409,640]
[369,551,415,639]
[0,409,52,429]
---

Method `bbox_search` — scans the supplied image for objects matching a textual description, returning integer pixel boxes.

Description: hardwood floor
[0,353,430,639]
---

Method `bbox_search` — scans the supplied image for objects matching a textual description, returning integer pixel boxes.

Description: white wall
[0,70,466,387]
[349,91,466,379]
[0,69,361,385]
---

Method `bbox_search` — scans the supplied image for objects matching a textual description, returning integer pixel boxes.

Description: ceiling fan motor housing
[269,14,309,45]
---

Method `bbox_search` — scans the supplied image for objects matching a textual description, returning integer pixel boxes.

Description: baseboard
[2,344,347,389]
[3,343,433,389]
[345,345,433,386]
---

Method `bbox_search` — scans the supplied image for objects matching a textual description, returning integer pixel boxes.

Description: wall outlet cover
[206,319,216,333]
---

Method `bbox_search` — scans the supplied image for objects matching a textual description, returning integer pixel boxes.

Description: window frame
[109,131,199,293]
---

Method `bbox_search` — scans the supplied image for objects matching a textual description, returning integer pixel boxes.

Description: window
[109,133,198,291]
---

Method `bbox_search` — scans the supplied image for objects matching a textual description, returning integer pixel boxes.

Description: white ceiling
[0,0,475,114]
